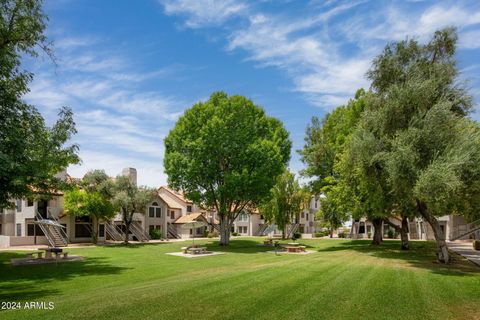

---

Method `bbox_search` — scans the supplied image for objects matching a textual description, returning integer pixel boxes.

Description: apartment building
[349,215,480,241]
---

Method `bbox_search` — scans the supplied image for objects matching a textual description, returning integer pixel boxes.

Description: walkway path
[447,241,480,267]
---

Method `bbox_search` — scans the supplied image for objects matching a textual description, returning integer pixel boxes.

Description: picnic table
[187,247,207,255]
[264,239,274,246]
[283,243,306,253]
[38,248,68,259]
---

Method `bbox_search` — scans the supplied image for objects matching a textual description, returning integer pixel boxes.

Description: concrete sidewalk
[447,241,480,267]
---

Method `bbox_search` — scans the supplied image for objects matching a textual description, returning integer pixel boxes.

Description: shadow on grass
[0,252,131,301]
[317,240,480,276]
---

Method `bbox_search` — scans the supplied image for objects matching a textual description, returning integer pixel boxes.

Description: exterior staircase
[285,223,300,239]
[451,219,480,241]
[167,222,180,239]
[34,211,68,247]
[105,222,124,241]
[130,221,150,242]
[257,224,268,236]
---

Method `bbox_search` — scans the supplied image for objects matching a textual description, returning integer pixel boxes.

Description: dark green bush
[149,228,162,240]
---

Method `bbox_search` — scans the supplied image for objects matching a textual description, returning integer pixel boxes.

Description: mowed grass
[1,238,479,320]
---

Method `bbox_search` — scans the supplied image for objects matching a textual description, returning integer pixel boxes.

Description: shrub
[207,230,219,238]
[292,232,301,240]
[232,232,240,236]
[367,231,372,238]
[149,228,162,240]
[387,229,394,239]
[338,231,348,238]
[473,240,480,251]
[315,231,329,237]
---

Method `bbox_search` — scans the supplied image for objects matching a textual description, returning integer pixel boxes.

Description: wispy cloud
[160,0,480,111]
[160,0,248,28]
[24,35,190,186]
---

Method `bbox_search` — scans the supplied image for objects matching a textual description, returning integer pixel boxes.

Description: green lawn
[1,238,479,320]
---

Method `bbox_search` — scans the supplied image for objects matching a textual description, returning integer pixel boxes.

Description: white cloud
[163,1,480,110]
[24,40,190,187]
[161,0,248,28]
[459,29,480,49]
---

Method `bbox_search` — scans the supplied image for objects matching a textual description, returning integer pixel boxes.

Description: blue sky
[24,0,480,187]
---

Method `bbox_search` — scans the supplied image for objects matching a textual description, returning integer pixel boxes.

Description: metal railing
[105,222,124,241]
[167,222,180,239]
[47,208,69,244]
[130,222,150,242]
[451,219,480,241]
[285,223,300,239]
[34,211,68,247]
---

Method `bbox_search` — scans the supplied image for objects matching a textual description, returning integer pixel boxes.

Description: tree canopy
[260,170,309,239]
[111,175,156,244]
[347,27,480,262]
[0,0,79,207]
[164,91,291,245]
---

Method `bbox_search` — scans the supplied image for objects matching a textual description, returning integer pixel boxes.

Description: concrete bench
[187,247,207,255]
[284,245,306,253]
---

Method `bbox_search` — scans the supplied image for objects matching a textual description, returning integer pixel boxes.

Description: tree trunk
[124,221,130,244]
[383,216,409,250]
[91,216,98,244]
[219,215,230,246]
[416,199,450,263]
[282,226,286,240]
[329,226,334,238]
[371,218,383,245]
[400,216,409,250]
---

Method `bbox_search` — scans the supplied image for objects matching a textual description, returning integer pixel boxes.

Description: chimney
[121,167,137,186]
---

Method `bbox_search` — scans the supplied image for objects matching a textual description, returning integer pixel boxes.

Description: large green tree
[164,92,291,245]
[300,90,366,238]
[111,175,156,244]
[64,188,115,244]
[353,28,480,262]
[260,170,308,239]
[0,0,79,207]
[64,170,116,243]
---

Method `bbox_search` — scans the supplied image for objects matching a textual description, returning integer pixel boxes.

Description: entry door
[38,200,48,219]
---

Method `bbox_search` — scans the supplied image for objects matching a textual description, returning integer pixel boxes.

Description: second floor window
[16,199,22,212]
[238,213,249,222]
[187,205,192,213]
[149,202,161,218]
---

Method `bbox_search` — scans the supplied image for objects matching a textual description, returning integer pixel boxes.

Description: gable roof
[158,186,193,204]
[173,212,207,224]
[158,194,182,209]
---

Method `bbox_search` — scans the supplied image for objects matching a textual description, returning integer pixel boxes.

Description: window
[187,205,192,213]
[27,224,44,236]
[16,223,22,236]
[99,224,105,237]
[75,224,91,238]
[149,203,161,218]
[16,199,22,212]
[301,212,305,219]
[27,199,34,207]
[156,225,162,231]
[306,213,309,221]
[237,226,248,234]
[170,210,175,219]
[149,225,155,232]
[238,213,248,222]
[315,200,317,209]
